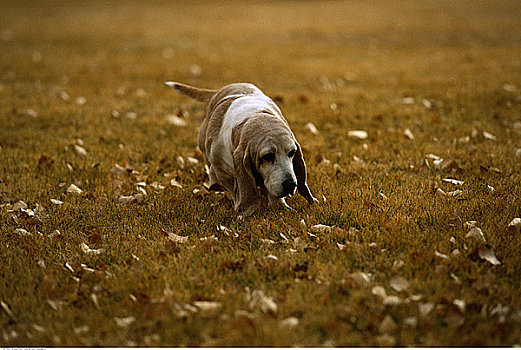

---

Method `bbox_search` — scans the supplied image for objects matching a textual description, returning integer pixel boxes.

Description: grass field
[1,0,521,346]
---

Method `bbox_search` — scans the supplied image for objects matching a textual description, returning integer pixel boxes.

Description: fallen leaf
[114,316,135,328]
[442,178,464,186]
[478,246,501,265]
[465,227,486,242]
[166,115,187,126]
[50,198,63,205]
[193,301,222,312]
[73,144,87,156]
[304,122,319,134]
[483,131,497,141]
[14,228,31,236]
[507,218,521,234]
[279,316,299,329]
[404,128,414,140]
[13,200,28,211]
[80,243,104,255]
[383,295,402,306]
[348,130,368,140]
[464,221,477,230]
[110,164,132,177]
[371,285,387,298]
[67,184,82,194]
[0,301,13,317]
[248,290,277,314]
[453,299,466,313]
[310,224,333,234]
[401,97,415,105]
[379,315,397,333]
[435,250,449,259]
[390,276,409,292]
[170,179,183,188]
[160,229,189,244]
[348,271,371,288]
[418,302,435,317]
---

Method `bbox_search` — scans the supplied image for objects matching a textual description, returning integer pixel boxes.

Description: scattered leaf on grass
[383,295,402,306]
[50,198,63,205]
[193,301,222,312]
[390,276,409,292]
[14,228,31,236]
[442,178,464,186]
[483,131,497,141]
[372,286,387,298]
[310,224,333,234]
[453,299,466,313]
[348,130,368,140]
[110,164,132,177]
[80,243,104,255]
[166,115,187,126]
[114,316,135,328]
[478,246,501,265]
[160,229,189,244]
[507,218,521,234]
[348,271,371,288]
[1,301,13,317]
[379,315,397,333]
[279,316,299,329]
[67,184,82,194]
[418,302,435,317]
[73,144,87,156]
[404,128,414,140]
[465,227,486,242]
[304,122,319,134]
[13,200,28,211]
[249,290,277,315]
[170,179,183,188]
[435,250,449,259]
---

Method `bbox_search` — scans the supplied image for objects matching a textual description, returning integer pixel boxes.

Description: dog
[166,81,317,216]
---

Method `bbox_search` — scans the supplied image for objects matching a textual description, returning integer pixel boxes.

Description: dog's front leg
[268,194,294,211]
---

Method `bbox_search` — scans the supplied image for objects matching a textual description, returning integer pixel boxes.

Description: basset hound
[166,81,317,216]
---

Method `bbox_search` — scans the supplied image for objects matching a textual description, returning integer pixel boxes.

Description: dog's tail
[165,81,217,102]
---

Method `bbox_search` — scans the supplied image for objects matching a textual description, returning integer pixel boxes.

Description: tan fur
[167,81,316,216]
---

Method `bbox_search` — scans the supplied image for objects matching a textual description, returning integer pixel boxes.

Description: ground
[1,0,521,346]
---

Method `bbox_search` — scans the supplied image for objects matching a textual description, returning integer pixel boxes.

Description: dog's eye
[288,150,296,158]
[261,153,275,163]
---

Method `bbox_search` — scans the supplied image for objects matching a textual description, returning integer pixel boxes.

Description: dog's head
[232,116,315,215]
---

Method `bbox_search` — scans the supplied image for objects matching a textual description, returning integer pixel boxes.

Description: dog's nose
[281,179,297,196]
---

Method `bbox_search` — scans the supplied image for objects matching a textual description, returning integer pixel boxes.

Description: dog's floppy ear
[293,141,317,205]
[232,136,262,216]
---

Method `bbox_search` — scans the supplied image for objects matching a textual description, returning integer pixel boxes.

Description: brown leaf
[87,227,102,247]
[160,228,189,243]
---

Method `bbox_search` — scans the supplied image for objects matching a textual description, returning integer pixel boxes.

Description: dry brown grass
[1,0,521,346]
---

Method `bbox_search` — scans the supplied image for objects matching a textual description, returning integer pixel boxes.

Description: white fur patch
[211,88,284,173]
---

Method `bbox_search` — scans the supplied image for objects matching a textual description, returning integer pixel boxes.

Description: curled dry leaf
[13,200,28,211]
[67,184,82,194]
[170,179,183,188]
[390,276,409,292]
[0,301,13,317]
[114,316,136,328]
[372,285,387,298]
[162,229,189,244]
[483,131,497,141]
[304,122,319,134]
[379,315,397,333]
[166,115,187,126]
[310,224,333,234]
[348,271,371,288]
[404,128,414,140]
[442,178,464,186]
[418,302,435,317]
[248,290,277,315]
[80,243,104,255]
[50,198,63,205]
[383,295,402,306]
[15,228,31,236]
[434,250,449,259]
[348,130,368,140]
[478,246,501,265]
[110,164,132,177]
[193,301,222,312]
[507,218,521,234]
[73,144,87,156]
[279,316,299,329]
[465,227,486,242]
